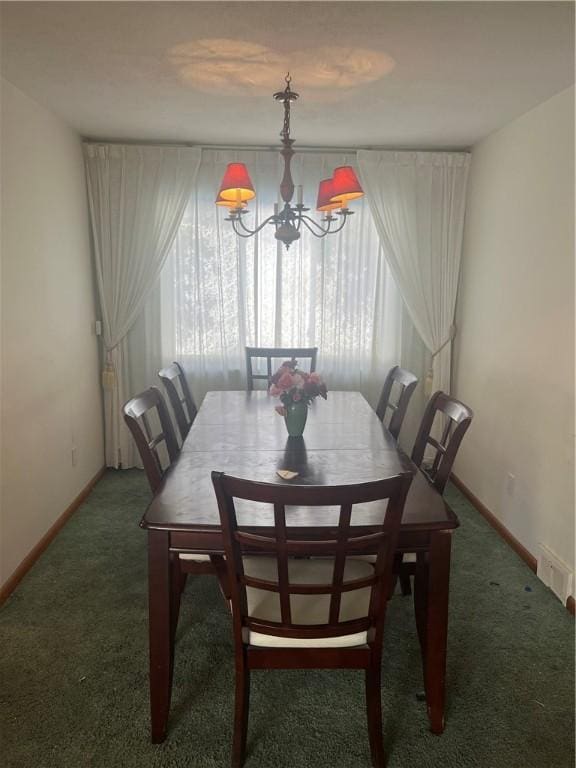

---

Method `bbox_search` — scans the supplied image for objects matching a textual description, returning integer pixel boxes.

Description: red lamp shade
[316,178,343,212]
[330,166,364,203]
[217,163,256,204]
[215,192,246,209]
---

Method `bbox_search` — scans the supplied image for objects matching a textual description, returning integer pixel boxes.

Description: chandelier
[215,74,365,250]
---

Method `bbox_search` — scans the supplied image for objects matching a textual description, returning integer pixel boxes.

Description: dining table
[141,390,459,743]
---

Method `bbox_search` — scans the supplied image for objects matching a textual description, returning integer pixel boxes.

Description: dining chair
[123,388,228,611]
[123,386,179,494]
[245,346,318,391]
[375,366,419,440]
[411,391,474,495]
[211,471,412,768]
[158,361,198,443]
[397,391,473,596]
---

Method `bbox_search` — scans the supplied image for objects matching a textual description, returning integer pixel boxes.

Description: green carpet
[1,470,573,768]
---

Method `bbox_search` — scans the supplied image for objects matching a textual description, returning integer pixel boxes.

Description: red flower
[278,371,295,390]
[270,365,289,385]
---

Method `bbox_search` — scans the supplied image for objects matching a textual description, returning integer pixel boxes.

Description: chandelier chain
[281,98,291,143]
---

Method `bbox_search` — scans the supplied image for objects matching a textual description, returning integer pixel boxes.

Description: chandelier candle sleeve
[215,74,364,249]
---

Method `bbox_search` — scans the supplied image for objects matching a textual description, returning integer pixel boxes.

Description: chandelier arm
[296,214,330,235]
[298,213,348,237]
[324,214,351,235]
[298,218,333,238]
[230,228,260,239]
[231,214,277,237]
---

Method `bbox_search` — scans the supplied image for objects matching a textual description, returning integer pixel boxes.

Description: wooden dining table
[141,390,459,743]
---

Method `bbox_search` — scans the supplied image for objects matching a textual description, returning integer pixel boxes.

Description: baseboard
[0,466,106,607]
[450,474,575,615]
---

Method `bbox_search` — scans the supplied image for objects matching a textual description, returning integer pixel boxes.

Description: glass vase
[284,401,308,437]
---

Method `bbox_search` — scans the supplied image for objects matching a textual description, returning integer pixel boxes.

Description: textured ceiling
[1,1,574,149]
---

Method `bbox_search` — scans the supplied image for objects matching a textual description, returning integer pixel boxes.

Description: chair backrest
[123,387,179,494]
[411,391,473,495]
[158,362,197,442]
[211,473,412,647]
[375,366,419,439]
[245,347,318,391]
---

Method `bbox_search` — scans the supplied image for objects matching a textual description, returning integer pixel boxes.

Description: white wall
[0,78,104,587]
[453,86,575,591]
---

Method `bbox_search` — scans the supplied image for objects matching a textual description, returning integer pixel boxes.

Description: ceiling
[1,2,574,149]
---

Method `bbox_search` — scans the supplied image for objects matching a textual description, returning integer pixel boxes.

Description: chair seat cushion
[354,552,416,564]
[242,556,374,649]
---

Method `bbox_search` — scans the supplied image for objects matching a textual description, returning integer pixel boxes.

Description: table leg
[148,530,173,743]
[414,530,452,735]
[170,553,184,650]
[413,551,428,659]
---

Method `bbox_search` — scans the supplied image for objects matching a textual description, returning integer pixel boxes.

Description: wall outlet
[537,544,573,604]
[71,446,78,467]
[95,320,102,336]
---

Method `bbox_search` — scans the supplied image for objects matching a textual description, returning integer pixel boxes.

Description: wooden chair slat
[235,530,387,554]
[426,436,447,455]
[274,503,292,624]
[241,573,378,595]
[244,617,373,639]
[141,412,154,442]
[329,503,352,624]
[148,432,167,451]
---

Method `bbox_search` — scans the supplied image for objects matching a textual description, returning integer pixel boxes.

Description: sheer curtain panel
[357,151,470,395]
[84,143,201,467]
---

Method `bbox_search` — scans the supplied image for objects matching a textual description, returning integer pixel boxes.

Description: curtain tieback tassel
[425,324,457,396]
[102,362,116,391]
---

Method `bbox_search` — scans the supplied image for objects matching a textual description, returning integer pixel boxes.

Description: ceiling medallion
[215,74,364,250]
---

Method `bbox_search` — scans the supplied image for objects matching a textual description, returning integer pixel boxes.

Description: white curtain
[150,149,407,408]
[84,143,201,467]
[357,150,470,395]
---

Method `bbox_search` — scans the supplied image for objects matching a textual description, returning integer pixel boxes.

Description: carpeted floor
[0,469,574,768]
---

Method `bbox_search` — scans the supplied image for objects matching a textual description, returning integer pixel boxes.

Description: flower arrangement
[269,360,328,417]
